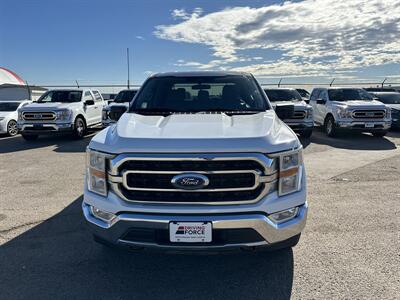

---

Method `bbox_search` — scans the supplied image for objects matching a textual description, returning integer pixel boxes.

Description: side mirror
[108,105,128,121]
[85,99,95,106]
[316,98,326,105]
[275,104,294,120]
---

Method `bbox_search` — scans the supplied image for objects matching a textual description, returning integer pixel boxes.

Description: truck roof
[151,71,251,78]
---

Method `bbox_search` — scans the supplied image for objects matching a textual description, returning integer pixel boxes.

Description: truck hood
[20,102,79,111]
[272,100,310,110]
[386,104,400,110]
[104,102,129,110]
[90,111,300,154]
[333,100,387,110]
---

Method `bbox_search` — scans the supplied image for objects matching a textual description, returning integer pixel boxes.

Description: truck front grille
[352,110,385,119]
[22,111,56,121]
[108,154,277,204]
[291,110,306,119]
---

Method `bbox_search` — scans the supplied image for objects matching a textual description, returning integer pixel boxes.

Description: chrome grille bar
[107,153,278,205]
[22,111,56,121]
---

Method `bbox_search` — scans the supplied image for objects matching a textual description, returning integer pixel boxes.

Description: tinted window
[114,90,137,103]
[328,89,373,101]
[38,91,82,103]
[296,89,310,98]
[264,89,302,102]
[310,89,321,101]
[0,102,20,111]
[374,93,400,104]
[131,76,268,112]
[92,91,103,102]
[83,91,94,101]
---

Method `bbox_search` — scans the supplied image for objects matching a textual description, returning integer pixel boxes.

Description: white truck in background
[18,89,106,140]
[309,87,391,137]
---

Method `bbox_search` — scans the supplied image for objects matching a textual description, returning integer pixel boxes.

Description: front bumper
[284,120,314,132]
[18,122,74,134]
[336,120,391,131]
[82,201,308,251]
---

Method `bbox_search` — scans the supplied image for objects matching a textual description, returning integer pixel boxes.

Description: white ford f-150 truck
[18,89,106,140]
[102,89,138,128]
[264,88,313,138]
[83,72,308,252]
[309,87,391,137]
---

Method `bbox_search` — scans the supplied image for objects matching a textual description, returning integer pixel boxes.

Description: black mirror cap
[108,105,128,121]
[85,99,95,106]
[275,104,294,120]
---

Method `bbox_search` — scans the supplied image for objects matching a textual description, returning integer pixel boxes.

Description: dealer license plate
[365,123,375,128]
[169,222,212,243]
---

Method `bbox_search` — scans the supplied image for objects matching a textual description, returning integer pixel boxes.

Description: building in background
[0,67,47,101]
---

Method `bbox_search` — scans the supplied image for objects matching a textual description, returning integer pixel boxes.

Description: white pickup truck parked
[83,71,308,253]
[18,89,106,140]
[102,89,138,128]
[0,100,31,136]
[264,88,313,138]
[309,87,391,137]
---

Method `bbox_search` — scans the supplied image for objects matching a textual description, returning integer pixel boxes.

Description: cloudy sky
[1,0,399,85]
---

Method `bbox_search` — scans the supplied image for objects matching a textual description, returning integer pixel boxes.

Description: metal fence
[27,79,400,94]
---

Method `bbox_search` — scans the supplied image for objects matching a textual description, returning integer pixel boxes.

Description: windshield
[130,75,268,114]
[264,89,302,102]
[328,89,373,101]
[114,90,137,103]
[0,102,20,111]
[37,91,82,103]
[296,89,310,98]
[374,93,400,104]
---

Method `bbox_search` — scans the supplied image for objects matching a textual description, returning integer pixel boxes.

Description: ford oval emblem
[171,173,209,190]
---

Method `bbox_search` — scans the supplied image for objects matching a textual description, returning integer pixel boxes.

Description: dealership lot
[0,130,399,299]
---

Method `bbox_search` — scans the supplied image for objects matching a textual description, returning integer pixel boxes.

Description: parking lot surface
[0,130,399,299]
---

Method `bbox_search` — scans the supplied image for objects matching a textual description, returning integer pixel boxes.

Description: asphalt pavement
[0,129,399,299]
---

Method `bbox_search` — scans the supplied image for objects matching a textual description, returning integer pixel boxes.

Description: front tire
[21,133,38,141]
[73,117,86,139]
[324,115,337,137]
[7,120,18,136]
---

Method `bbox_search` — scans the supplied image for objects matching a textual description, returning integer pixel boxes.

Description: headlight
[337,107,351,118]
[56,109,72,121]
[277,148,303,196]
[305,108,313,119]
[18,110,23,121]
[386,107,392,119]
[86,148,110,196]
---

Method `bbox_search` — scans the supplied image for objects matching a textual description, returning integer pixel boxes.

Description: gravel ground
[0,129,399,300]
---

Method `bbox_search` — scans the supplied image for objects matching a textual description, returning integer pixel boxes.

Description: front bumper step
[82,202,308,250]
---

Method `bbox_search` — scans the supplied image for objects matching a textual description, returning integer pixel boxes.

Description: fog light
[90,206,116,223]
[268,207,299,224]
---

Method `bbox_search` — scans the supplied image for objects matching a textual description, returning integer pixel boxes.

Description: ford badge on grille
[171,173,209,190]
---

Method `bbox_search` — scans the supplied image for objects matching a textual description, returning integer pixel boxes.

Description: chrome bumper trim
[82,202,308,245]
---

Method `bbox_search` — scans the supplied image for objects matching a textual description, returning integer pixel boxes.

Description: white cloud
[171,8,203,20]
[155,1,400,77]
[136,35,144,40]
